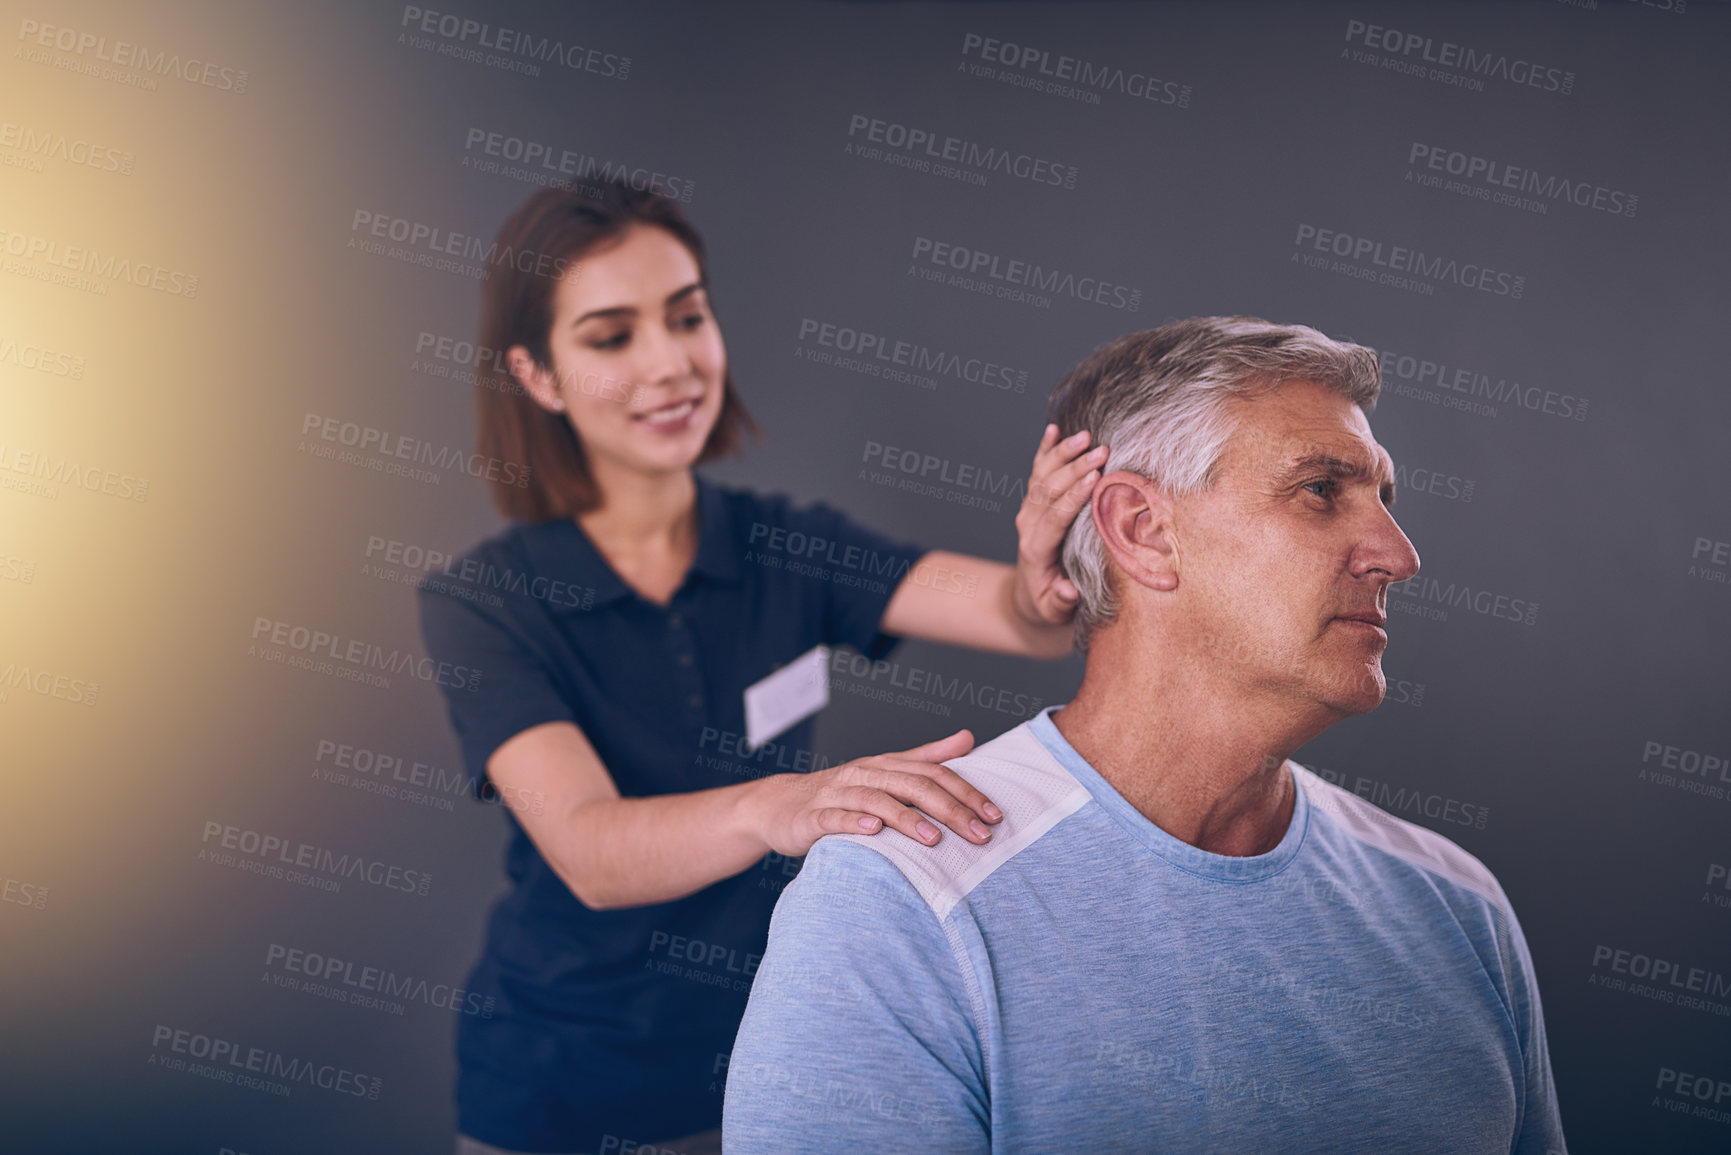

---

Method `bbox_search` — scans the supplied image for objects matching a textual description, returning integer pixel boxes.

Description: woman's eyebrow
[571,282,705,327]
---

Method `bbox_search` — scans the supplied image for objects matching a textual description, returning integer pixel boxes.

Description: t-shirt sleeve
[780,499,927,660]
[1498,900,1569,1155]
[415,578,574,789]
[722,838,988,1150]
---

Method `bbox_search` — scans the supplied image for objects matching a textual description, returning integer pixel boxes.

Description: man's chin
[1316,665,1387,717]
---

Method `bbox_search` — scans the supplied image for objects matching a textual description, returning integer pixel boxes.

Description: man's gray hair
[1048,316,1381,650]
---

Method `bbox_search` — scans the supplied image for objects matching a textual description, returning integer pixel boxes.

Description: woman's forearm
[881,552,1076,659]
[548,779,775,910]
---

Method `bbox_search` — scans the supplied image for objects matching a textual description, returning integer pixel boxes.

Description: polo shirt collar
[521,474,740,612]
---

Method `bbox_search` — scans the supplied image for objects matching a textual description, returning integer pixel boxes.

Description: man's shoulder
[824,720,1094,920]
[1294,765,1508,910]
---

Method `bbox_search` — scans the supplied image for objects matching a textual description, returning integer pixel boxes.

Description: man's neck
[1051,635,1328,857]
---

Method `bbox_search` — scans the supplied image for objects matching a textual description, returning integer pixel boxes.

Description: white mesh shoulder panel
[1293,764,1506,907]
[832,722,1093,919]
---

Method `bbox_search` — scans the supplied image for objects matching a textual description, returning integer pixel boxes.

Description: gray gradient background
[1,1,1727,1152]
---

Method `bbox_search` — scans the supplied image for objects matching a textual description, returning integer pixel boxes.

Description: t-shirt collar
[1027,704,1310,883]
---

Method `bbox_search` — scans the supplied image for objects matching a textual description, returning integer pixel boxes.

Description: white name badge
[743,645,830,751]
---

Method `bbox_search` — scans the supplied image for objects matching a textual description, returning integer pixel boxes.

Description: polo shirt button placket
[667,608,704,720]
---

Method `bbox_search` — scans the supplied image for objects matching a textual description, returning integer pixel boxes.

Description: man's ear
[507,346,565,414]
[1091,471,1179,593]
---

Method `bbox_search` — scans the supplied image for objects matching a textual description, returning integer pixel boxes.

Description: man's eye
[1303,479,1337,499]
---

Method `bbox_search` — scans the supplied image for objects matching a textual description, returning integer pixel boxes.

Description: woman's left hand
[1011,424,1108,626]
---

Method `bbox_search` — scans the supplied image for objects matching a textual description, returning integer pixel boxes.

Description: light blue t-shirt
[723,707,1565,1153]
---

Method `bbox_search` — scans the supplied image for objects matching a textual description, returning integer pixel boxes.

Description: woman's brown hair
[474,179,757,521]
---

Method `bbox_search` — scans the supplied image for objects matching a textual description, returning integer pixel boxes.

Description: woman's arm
[489,720,1002,911]
[881,425,1107,658]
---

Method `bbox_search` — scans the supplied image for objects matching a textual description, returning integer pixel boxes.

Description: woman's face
[513,223,728,481]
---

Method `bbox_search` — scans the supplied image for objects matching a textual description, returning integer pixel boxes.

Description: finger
[1018,473,1098,572]
[1029,427,1093,485]
[886,728,975,763]
[1035,468,1103,533]
[845,786,953,847]
[848,773,994,844]
[853,752,998,816]
[1031,445,1108,509]
[813,807,883,836]
[913,761,1007,825]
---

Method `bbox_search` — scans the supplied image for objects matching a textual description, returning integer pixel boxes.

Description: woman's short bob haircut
[474,179,757,522]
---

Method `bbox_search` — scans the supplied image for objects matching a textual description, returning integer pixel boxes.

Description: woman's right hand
[743,729,1003,858]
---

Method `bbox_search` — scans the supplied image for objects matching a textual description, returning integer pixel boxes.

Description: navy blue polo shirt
[416,474,927,1151]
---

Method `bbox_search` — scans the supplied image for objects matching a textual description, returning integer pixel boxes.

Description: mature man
[721,317,1565,1152]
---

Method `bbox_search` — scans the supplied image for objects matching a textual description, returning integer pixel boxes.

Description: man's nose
[1359,503,1421,583]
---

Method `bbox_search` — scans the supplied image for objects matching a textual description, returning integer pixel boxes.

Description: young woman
[417,178,1106,1155]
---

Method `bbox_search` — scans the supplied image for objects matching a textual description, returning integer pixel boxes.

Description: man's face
[1174,378,1421,718]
